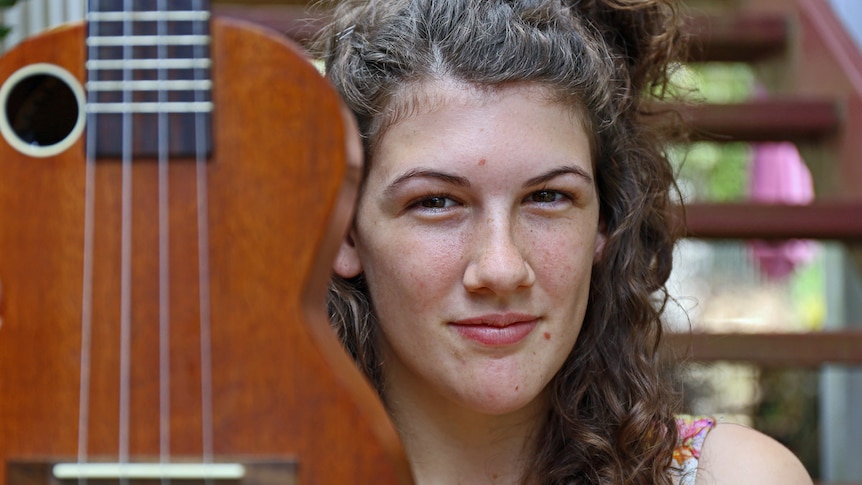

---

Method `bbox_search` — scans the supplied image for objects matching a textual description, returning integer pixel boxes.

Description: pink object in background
[748,141,816,280]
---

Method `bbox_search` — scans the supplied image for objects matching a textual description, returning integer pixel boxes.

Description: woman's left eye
[529,190,567,204]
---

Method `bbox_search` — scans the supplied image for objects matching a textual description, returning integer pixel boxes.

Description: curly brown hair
[314,0,686,483]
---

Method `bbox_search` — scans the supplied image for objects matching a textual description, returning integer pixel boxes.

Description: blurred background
[2,0,860,483]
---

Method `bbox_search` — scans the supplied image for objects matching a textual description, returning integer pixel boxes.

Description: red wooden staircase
[666,5,862,482]
[666,0,862,367]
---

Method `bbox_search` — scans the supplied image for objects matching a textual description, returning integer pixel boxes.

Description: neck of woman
[383,376,549,485]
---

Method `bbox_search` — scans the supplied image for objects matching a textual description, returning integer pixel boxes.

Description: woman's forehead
[367,83,595,186]
[372,79,588,140]
[392,79,569,118]
[365,79,596,169]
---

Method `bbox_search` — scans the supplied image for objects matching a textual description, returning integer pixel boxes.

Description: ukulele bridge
[7,460,297,484]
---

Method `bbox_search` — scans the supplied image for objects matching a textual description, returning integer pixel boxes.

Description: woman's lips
[449,314,539,346]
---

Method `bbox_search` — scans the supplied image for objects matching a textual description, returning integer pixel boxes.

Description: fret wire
[86,35,210,47]
[87,80,213,91]
[87,58,212,69]
[87,102,214,113]
[87,11,210,22]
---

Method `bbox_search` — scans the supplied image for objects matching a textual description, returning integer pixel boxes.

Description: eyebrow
[384,164,593,195]
[522,165,594,188]
[384,169,471,195]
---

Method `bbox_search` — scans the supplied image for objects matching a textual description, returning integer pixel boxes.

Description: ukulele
[0,1,411,483]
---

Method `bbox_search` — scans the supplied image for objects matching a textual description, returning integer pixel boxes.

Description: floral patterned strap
[673,415,717,485]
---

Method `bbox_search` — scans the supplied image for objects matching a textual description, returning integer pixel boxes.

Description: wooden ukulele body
[0,17,410,485]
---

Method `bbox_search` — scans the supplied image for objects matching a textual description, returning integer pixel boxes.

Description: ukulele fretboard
[86,0,213,158]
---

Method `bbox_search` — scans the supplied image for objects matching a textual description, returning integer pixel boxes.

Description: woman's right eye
[418,196,456,209]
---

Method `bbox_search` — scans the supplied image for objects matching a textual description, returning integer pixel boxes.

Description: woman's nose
[462,217,536,296]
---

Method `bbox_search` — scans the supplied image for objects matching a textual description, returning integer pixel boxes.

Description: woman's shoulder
[693,420,813,485]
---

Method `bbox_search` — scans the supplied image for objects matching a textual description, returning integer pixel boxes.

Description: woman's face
[334,82,604,417]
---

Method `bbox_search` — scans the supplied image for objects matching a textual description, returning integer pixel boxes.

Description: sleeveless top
[673,415,717,485]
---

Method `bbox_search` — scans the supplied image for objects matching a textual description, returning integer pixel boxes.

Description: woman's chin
[451,383,549,418]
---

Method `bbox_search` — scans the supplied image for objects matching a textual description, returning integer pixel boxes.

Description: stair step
[213,5,791,65]
[684,12,790,63]
[671,98,841,142]
[214,4,323,43]
[681,202,862,240]
[665,330,862,366]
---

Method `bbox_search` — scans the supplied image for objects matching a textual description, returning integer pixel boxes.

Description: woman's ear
[594,219,608,261]
[333,229,363,278]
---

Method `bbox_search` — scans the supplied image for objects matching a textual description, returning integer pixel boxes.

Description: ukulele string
[78,2,99,483]
[78,3,214,483]
[157,1,172,484]
[118,1,135,483]
[193,1,216,481]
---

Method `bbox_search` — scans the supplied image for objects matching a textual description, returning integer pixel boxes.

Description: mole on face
[478,158,487,166]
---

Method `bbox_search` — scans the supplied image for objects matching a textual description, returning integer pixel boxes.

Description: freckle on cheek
[544,332,551,340]
[478,158,486,166]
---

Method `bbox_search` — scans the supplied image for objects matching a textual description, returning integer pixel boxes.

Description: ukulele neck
[86,1,213,159]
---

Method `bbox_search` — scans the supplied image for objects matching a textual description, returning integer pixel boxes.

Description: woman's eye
[418,196,456,209]
[530,190,566,203]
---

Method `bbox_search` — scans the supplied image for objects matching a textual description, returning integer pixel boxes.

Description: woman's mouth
[449,314,540,346]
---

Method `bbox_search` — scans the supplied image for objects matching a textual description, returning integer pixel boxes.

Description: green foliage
[668,63,757,203]
[672,142,750,202]
[789,252,826,329]
[0,0,18,41]
[671,62,756,103]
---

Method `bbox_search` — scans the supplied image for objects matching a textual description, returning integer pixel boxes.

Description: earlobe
[333,230,364,278]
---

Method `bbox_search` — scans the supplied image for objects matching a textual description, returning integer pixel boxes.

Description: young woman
[315,0,814,483]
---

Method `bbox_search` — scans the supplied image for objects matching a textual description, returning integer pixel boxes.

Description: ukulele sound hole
[7,460,297,485]
[0,63,86,158]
